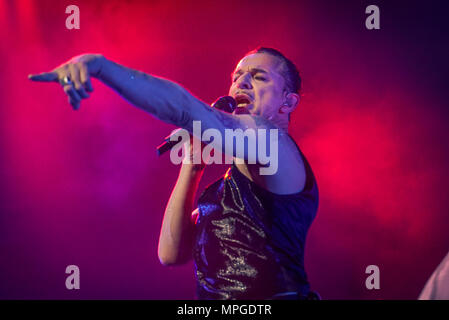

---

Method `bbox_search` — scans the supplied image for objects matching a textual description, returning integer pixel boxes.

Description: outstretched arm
[29,54,305,192]
[28,54,281,163]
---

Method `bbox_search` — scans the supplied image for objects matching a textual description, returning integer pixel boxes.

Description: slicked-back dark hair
[245,47,301,121]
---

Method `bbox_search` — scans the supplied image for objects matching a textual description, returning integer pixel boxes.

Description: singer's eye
[233,75,243,83]
[255,76,267,81]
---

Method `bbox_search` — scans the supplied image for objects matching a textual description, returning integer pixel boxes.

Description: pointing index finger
[28,72,59,82]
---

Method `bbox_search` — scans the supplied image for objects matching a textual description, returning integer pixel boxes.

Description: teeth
[235,96,251,105]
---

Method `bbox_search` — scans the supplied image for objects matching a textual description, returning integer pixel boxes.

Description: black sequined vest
[193,142,319,300]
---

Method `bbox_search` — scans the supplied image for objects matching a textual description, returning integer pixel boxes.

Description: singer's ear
[280,92,300,114]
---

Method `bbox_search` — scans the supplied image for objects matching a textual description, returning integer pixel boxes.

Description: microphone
[156,96,236,156]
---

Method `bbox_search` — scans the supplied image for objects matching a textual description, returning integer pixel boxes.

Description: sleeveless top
[193,139,319,300]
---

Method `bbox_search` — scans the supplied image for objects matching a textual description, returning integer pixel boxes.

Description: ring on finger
[59,76,73,86]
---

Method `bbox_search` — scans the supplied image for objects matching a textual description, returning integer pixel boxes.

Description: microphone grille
[211,96,236,113]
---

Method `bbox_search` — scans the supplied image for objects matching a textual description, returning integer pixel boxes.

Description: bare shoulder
[192,109,306,194]
[250,131,306,195]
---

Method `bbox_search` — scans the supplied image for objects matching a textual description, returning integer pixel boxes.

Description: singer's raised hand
[28,54,104,110]
[182,135,211,172]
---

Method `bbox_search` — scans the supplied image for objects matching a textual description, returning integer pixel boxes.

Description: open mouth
[234,94,252,108]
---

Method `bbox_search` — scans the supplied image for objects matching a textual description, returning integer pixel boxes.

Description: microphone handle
[156,128,184,156]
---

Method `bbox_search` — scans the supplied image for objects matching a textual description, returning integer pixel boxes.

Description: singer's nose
[236,73,252,90]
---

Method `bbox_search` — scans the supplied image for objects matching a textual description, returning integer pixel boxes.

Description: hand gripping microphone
[156,96,237,156]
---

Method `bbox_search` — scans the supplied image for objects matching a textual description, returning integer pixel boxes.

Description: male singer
[29,47,319,299]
